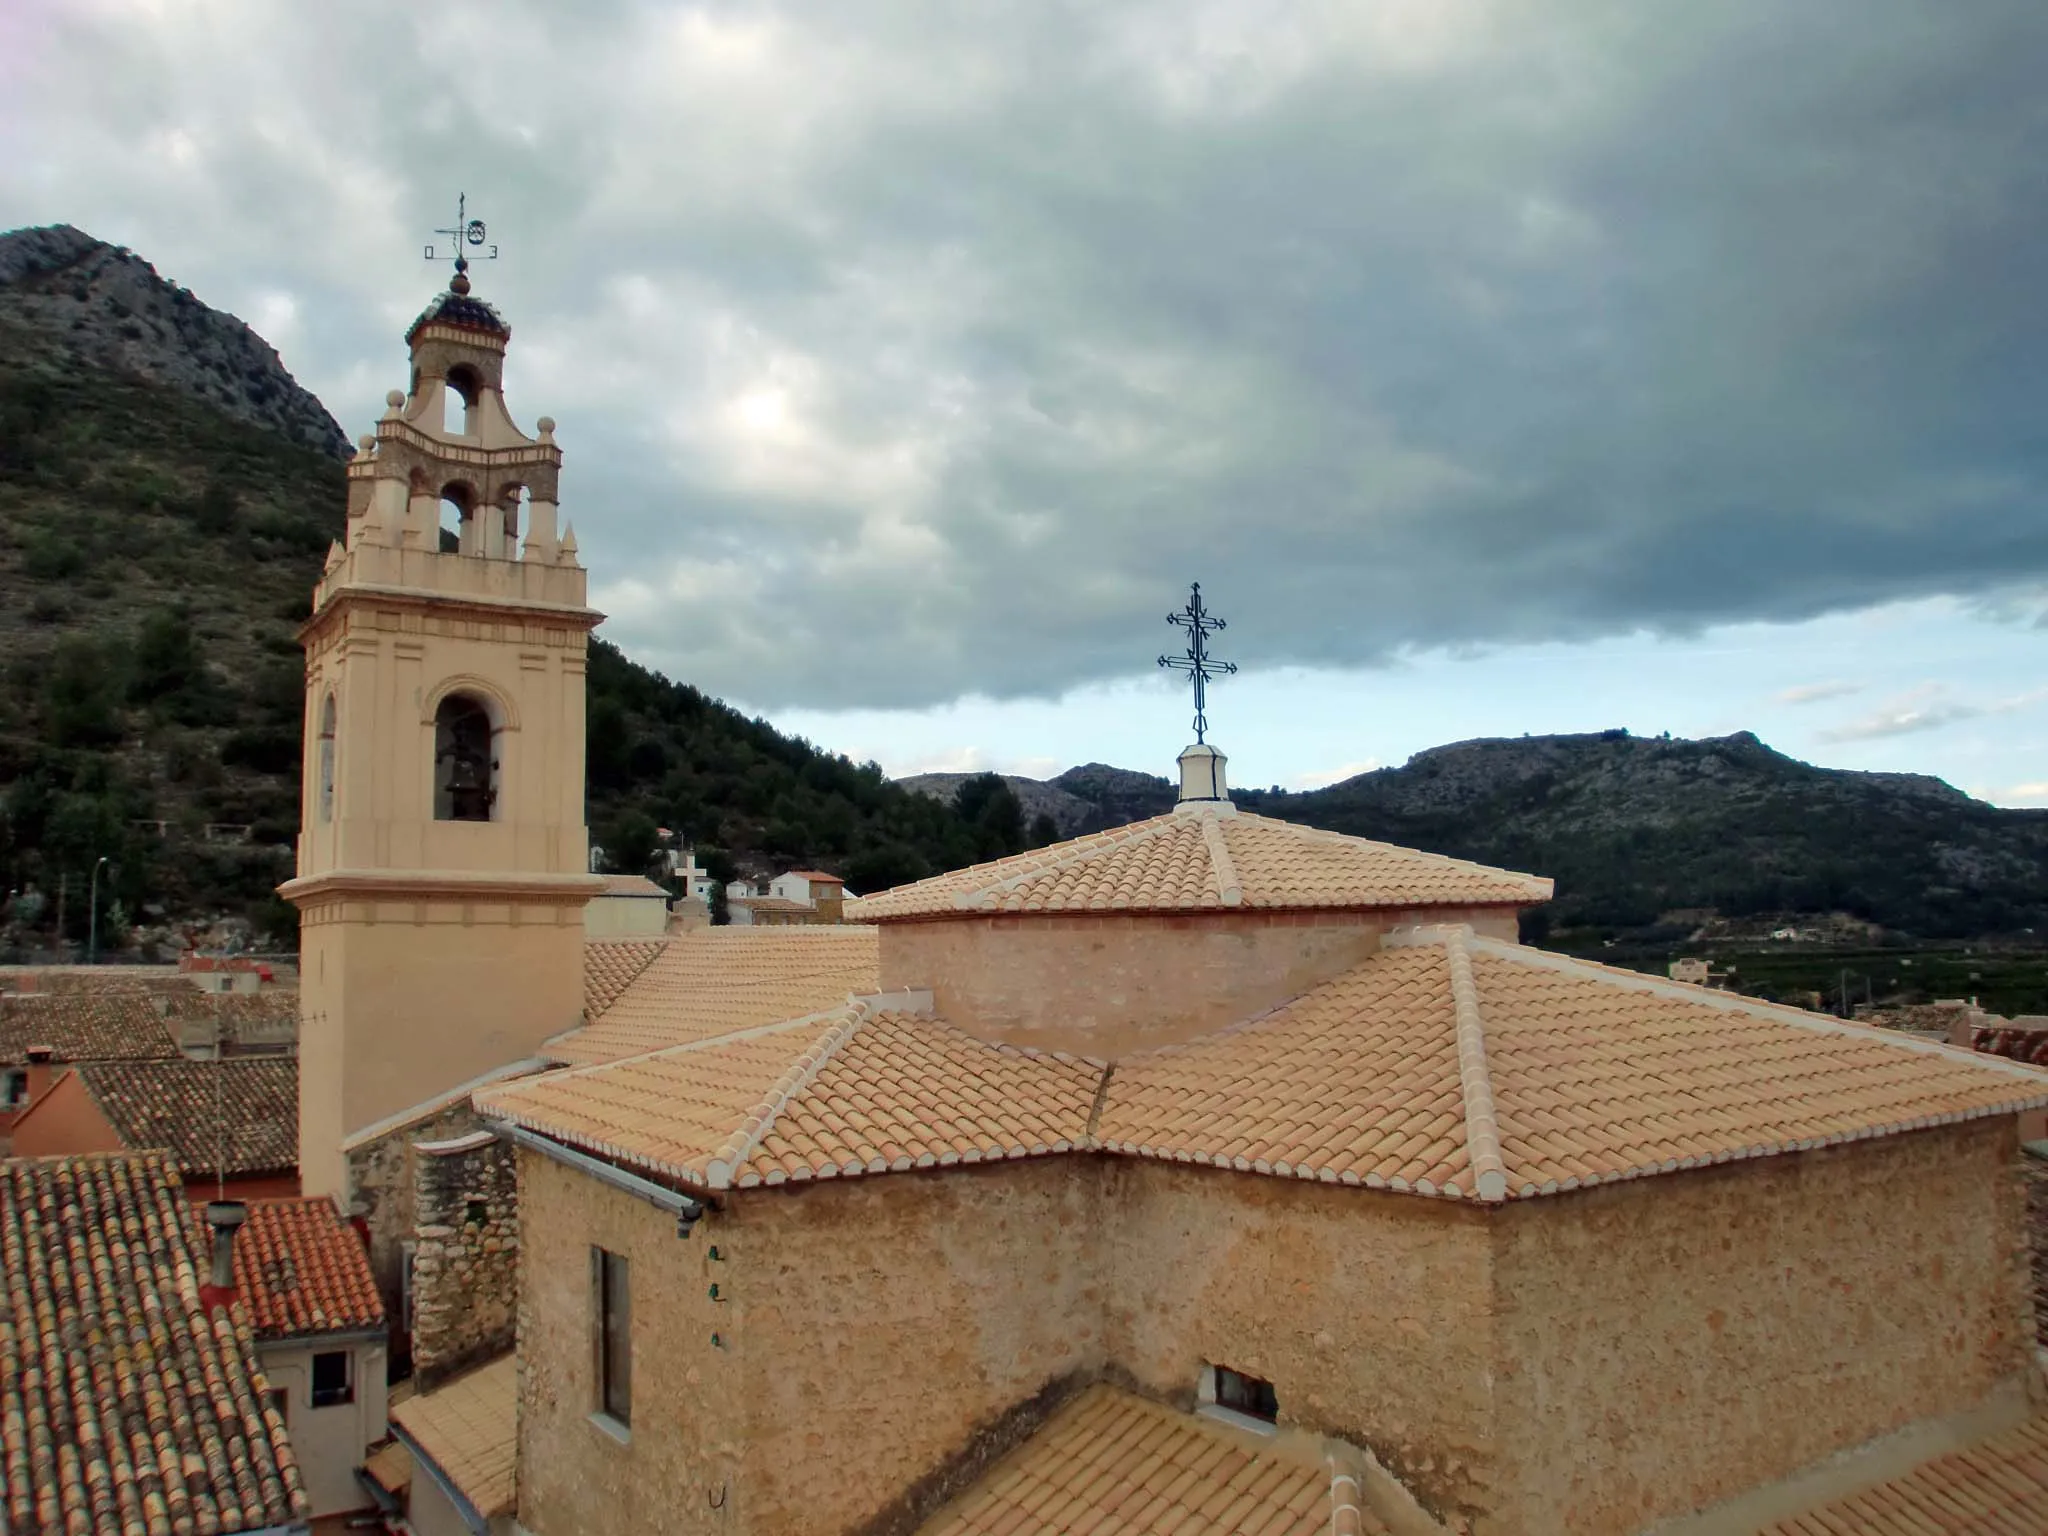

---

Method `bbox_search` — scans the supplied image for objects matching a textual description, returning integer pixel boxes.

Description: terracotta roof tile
[0,1151,309,1535]
[581,937,670,1021]
[1757,1413,2048,1534]
[917,1386,1362,1536]
[361,1437,412,1497]
[0,990,181,1064]
[389,1354,517,1520]
[553,926,878,1066]
[74,1057,298,1179]
[200,1198,385,1341]
[848,805,1550,920]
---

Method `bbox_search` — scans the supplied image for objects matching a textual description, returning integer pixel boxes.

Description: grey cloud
[1777,682,1863,706]
[6,0,2048,710]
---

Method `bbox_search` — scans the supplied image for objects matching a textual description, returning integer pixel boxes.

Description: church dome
[406,284,509,344]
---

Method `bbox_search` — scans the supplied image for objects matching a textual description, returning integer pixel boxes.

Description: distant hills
[904,733,2048,942]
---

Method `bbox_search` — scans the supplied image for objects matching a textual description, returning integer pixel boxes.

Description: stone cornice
[298,582,603,640]
[279,868,607,907]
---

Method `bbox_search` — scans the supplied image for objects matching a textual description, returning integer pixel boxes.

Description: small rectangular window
[594,1246,631,1426]
[311,1350,353,1408]
[2,1071,26,1108]
[1210,1364,1278,1423]
[266,1387,289,1427]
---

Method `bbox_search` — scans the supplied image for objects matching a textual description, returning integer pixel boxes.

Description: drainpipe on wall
[200,1198,248,1314]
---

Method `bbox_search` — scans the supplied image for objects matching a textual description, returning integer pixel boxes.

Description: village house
[0,983,185,1139]
[0,1150,312,1535]
[8,1054,299,1201]
[249,267,2048,1536]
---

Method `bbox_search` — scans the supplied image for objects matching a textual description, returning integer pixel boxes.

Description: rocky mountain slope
[0,225,348,458]
[0,225,983,955]
[926,734,2048,942]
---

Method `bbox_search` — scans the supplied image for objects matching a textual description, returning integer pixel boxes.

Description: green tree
[44,637,127,748]
[954,773,1025,861]
[1028,812,1059,848]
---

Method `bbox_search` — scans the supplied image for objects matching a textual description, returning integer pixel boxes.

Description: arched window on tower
[440,481,477,554]
[443,365,481,438]
[433,694,497,822]
[316,694,337,823]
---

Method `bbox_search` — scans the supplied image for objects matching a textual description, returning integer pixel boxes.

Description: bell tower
[283,240,604,1200]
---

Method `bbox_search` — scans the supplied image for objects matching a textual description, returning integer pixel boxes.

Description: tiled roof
[480,999,1100,1191]
[361,1437,412,1498]
[1099,929,2048,1200]
[732,895,817,914]
[210,1198,384,1341]
[597,874,668,897]
[551,925,879,1066]
[1757,1413,2048,1534]
[390,1353,517,1521]
[582,937,670,1021]
[487,928,2048,1206]
[847,805,1551,920]
[0,990,180,1064]
[917,1385,1364,1536]
[0,1151,308,1535]
[782,869,842,883]
[75,1057,298,1178]
[406,287,509,340]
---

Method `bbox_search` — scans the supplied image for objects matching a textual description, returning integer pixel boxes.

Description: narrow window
[311,1349,354,1408]
[1208,1364,1278,1423]
[400,1240,417,1335]
[433,694,496,822]
[2,1070,26,1108]
[316,693,337,823]
[266,1387,289,1427]
[594,1246,631,1426]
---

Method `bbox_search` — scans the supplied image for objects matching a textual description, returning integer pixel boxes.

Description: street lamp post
[87,855,110,966]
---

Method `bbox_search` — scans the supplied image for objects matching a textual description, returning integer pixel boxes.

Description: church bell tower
[283,240,604,1200]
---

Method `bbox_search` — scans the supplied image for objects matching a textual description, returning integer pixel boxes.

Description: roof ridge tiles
[1442,929,1510,1203]
[1198,811,1243,907]
[705,1002,871,1189]
[955,815,1185,910]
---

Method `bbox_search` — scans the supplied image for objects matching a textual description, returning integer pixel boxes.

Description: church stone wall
[879,908,1515,1058]
[410,1128,520,1390]
[1098,1160,1500,1531]
[1485,1117,2034,1536]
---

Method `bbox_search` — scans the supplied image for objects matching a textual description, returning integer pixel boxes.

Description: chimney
[200,1199,248,1314]
[1175,743,1231,808]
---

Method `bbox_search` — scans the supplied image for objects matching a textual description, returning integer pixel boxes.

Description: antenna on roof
[1158,583,1237,745]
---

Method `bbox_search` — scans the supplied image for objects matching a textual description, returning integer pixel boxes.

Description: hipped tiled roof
[917,1385,1365,1536]
[1757,1412,2048,1534]
[210,1198,384,1341]
[552,925,879,1066]
[0,1151,308,1535]
[0,990,180,1065]
[848,805,1550,920]
[75,1057,298,1179]
[390,1354,516,1521]
[581,937,670,1021]
[483,928,2048,1206]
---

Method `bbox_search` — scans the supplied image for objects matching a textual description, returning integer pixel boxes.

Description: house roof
[1757,1412,2048,1534]
[582,937,670,1021]
[207,1197,385,1341]
[596,874,669,898]
[389,1353,517,1522]
[0,1151,309,1535]
[480,926,2048,1204]
[847,805,1551,921]
[731,895,817,914]
[551,925,879,1066]
[781,869,843,884]
[0,990,180,1065]
[484,999,1100,1189]
[916,1385,1365,1536]
[74,1057,298,1178]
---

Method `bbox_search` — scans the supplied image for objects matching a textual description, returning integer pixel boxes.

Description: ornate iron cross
[1158,582,1237,744]
[423,192,499,285]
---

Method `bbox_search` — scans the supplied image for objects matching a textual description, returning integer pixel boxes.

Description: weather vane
[1158,582,1237,744]
[424,192,498,294]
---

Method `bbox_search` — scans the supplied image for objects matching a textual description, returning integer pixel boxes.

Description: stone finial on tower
[1176,742,1231,807]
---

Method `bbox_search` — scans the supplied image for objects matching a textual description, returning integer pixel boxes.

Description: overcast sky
[5,0,2045,803]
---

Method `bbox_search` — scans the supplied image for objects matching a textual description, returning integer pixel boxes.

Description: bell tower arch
[283,258,603,1200]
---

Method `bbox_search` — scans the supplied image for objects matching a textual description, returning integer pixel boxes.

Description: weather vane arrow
[1158,582,1237,745]
[424,192,499,293]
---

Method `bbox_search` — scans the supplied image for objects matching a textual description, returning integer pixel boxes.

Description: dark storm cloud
[5,0,2045,709]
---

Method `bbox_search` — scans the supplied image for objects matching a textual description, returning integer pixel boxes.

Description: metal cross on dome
[1158,582,1237,745]
[423,192,499,289]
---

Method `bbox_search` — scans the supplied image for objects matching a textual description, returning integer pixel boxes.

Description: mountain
[0,226,349,458]
[922,733,2048,942]
[0,226,983,956]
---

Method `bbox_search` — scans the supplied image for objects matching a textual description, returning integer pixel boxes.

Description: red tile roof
[581,937,670,1022]
[1758,1413,2048,1534]
[74,1057,298,1178]
[390,1354,517,1521]
[216,1198,385,1341]
[0,1151,309,1534]
[0,990,180,1065]
[849,805,1551,920]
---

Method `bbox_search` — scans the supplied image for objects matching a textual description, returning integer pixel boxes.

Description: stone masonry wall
[1488,1118,2035,1536]
[879,907,1517,1058]
[411,1127,520,1391]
